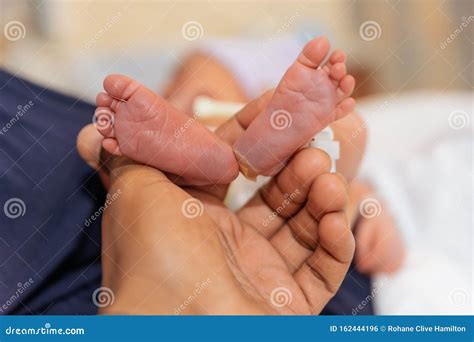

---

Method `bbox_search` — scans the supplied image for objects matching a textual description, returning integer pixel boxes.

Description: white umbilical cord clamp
[194,96,340,173]
[309,126,339,173]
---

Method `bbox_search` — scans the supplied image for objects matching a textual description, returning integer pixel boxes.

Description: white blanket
[357,91,472,314]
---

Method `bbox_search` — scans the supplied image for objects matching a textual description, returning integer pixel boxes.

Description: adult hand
[79,91,354,315]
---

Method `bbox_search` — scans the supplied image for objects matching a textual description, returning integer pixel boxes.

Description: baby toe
[96,92,113,107]
[334,97,356,120]
[96,92,122,112]
[329,49,346,65]
[103,74,141,101]
[338,74,355,98]
[298,37,331,68]
[329,62,347,82]
[102,138,122,156]
[321,49,345,73]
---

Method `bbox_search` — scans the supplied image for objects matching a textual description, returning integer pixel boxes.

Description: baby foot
[355,209,406,274]
[94,75,239,185]
[233,37,355,179]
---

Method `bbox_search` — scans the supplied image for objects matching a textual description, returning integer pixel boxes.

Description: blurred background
[0,0,472,315]
[0,0,472,101]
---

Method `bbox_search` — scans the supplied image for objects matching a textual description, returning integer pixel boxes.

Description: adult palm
[97,93,354,315]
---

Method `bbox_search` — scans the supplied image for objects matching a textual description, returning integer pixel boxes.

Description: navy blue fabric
[0,69,104,314]
[321,261,374,315]
[0,69,372,315]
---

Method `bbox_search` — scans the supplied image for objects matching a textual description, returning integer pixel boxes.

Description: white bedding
[357,91,472,314]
